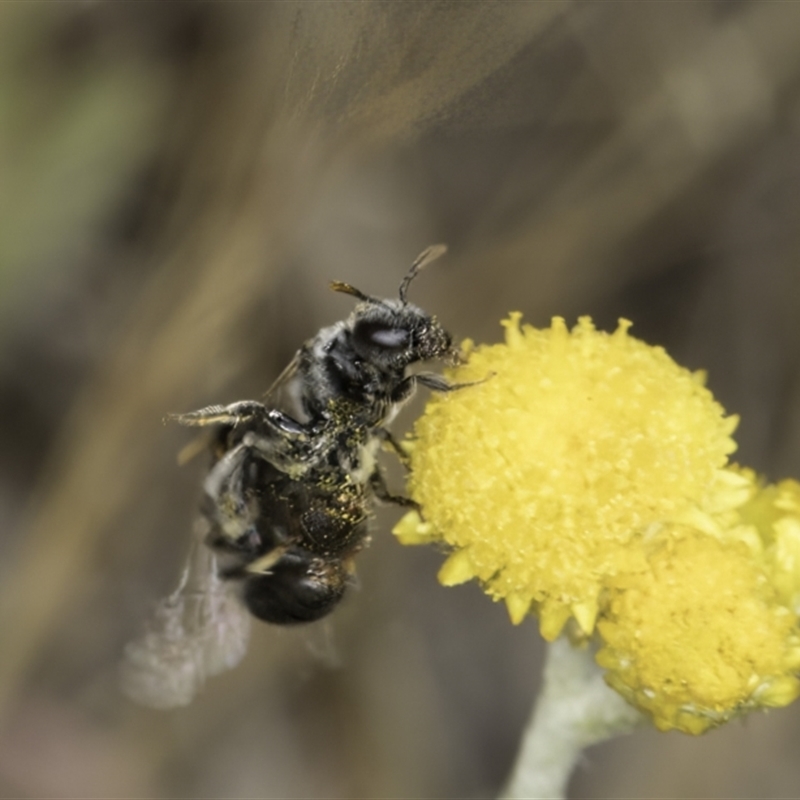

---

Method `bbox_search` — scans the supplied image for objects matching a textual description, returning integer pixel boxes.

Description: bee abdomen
[299,497,367,556]
[242,554,348,624]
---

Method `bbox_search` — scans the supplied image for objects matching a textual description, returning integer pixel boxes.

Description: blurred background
[1,2,800,797]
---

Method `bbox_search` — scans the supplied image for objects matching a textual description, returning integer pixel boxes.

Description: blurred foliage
[1,2,800,798]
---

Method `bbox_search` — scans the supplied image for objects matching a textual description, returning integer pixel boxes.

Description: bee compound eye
[353,320,410,351]
[242,555,347,624]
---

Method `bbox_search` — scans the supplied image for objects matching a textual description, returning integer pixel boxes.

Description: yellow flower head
[394,314,800,733]
[396,314,738,637]
[596,526,800,734]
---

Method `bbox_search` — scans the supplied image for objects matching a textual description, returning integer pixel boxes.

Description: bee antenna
[399,244,447,303]
[329,281,381,304]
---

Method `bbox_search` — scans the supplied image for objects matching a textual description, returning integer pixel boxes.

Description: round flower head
[395,314,800,734]
[395,314,739,638]
[596,524,800,734]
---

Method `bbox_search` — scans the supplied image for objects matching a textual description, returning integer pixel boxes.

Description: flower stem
[499,637,642,800]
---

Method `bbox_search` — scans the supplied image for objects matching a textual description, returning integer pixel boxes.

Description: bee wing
[120,523,251,709]
[261,349,305,414]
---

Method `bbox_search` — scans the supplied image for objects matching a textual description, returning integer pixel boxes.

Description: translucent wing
[120,520,251,709]
[261,349,307,419]
[264,349,301,399]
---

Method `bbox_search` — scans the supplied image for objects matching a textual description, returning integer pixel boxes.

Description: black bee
[122,245,457,707]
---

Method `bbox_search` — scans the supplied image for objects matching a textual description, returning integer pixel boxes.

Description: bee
[122,245,458,708]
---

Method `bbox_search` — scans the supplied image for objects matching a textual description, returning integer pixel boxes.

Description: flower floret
[739,477,800,613]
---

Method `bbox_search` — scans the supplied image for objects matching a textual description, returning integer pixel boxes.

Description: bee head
[348,301,452,368]
[331,244,453,368]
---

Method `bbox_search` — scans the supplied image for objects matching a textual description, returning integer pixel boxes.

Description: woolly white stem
[500,637,642,800]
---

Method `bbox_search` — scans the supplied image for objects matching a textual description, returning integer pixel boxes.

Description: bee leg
[167,401,271,428]
[415,372,488,392]
[202,442,260,544]
[390,371,481,405]
[410,373,455,393]
[369,468,419,509]
[262,409,309,436]
[169,402,310,438]
[400,371,493,404]
[375,427,411,470]
[390,375,419,404]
